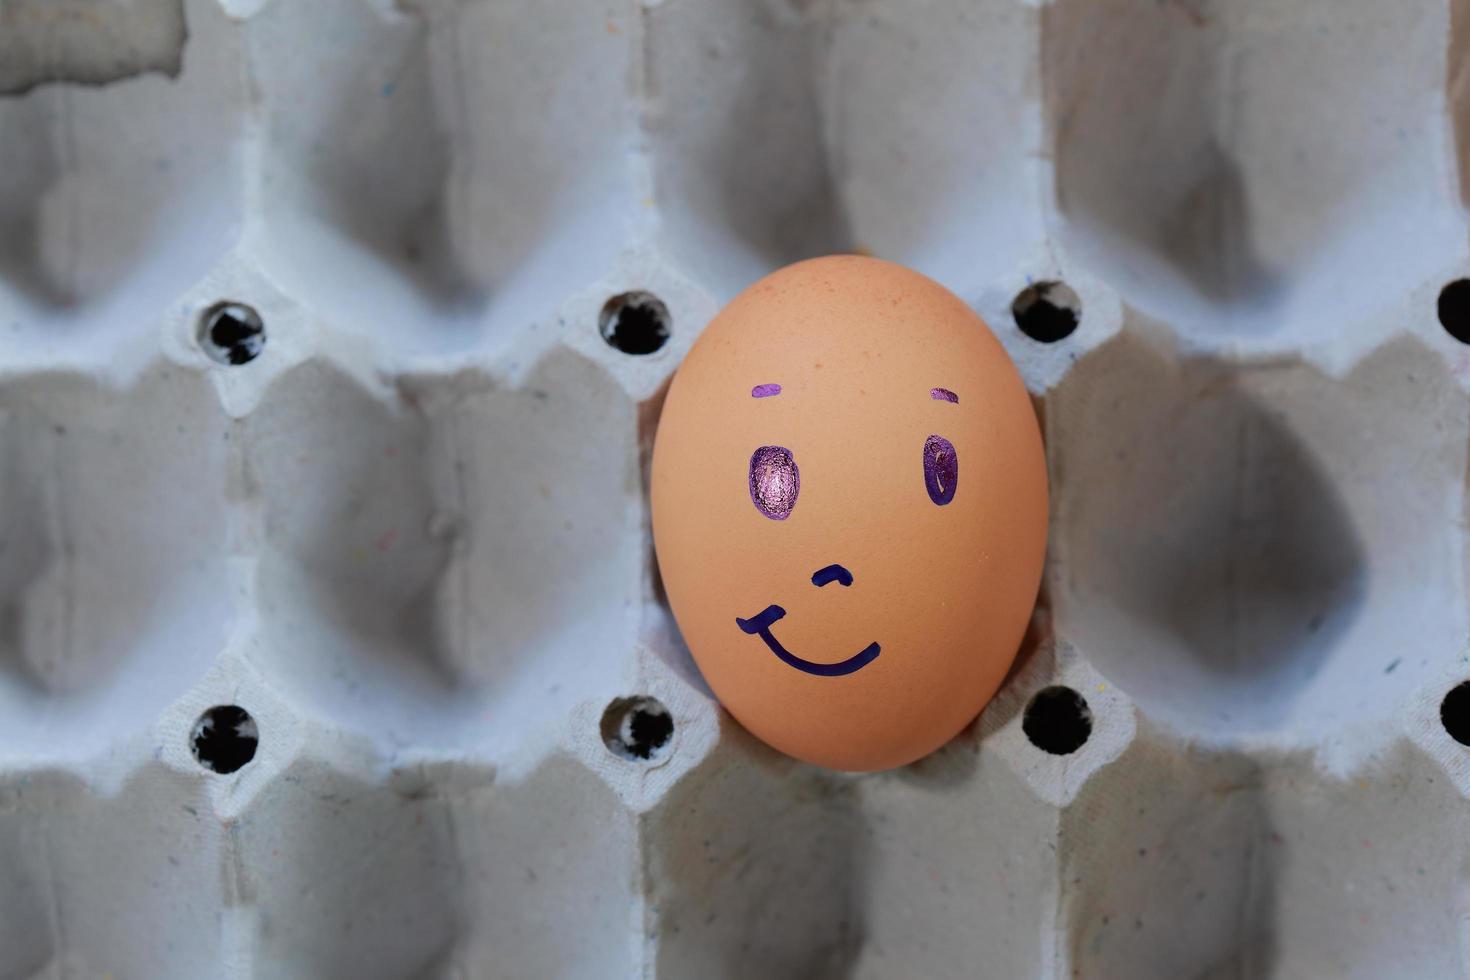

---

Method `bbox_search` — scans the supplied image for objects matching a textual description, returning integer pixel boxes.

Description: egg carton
[1,0,1468,976]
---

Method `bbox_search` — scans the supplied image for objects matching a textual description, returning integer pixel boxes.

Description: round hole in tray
[599,291,670,355]
[1440,682,1470,746]
[1437,279,1470,345]
[191,705,259,774]
[199,301,266,365]
[601,696,673,761]
[1022,685,1092,755]
[1012,280,1081,344]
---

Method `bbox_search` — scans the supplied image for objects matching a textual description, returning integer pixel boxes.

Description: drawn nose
[811,563,854,588]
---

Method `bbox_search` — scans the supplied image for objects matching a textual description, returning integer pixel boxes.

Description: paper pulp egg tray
[2,0,1469,976]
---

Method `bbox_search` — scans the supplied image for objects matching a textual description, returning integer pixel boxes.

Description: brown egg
[651,256,1048,771]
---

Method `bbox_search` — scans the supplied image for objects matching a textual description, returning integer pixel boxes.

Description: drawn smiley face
[733,388,961,678]
[652,256,1048,771]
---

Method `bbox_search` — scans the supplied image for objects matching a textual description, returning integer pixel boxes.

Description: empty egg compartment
[242,0,647,355]
[237,342,652,761]
[0,365,234,764]
[0,762,229,977]
[0,0,245,366]
[1044,326,1469,754]
[1042,0,1470,352]
[1052,725,1470,979]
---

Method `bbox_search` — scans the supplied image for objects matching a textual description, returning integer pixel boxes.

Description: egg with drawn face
[651,256,1048,771]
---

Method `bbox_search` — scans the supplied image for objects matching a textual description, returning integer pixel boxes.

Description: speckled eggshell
[651,255,1048,771]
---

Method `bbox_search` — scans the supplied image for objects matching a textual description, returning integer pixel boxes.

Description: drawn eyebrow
[930,387,958,404]
[751,383,782,398]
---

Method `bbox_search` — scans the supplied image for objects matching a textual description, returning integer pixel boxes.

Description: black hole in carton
[200,301,266,365]
[191,705,259,774]
[1441,682,1470,745]
[600,292,670,355]
[1437,280,1470,345]
[1013,281,1081,344]
[601,696,673,761]
[1023,685,1092,755]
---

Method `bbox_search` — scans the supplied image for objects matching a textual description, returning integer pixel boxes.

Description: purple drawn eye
[924,435,957,506]
[750,445,799,520]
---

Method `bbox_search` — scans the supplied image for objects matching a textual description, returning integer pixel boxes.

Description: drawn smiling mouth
[735,604,881,677]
